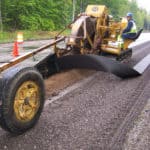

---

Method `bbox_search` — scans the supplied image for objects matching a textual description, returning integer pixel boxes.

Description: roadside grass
[0,30,70,44]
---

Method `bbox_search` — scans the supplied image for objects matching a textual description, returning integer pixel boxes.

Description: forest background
[0,0,150,42]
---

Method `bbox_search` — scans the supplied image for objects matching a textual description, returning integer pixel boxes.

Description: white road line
[134,54,150,74]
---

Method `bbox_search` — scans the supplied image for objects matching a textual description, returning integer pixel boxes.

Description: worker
[121,12,137,40]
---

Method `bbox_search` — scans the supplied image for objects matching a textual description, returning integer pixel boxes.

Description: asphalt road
[0,37,150,150]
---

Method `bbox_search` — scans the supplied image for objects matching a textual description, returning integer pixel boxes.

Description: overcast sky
[136,0,150,12]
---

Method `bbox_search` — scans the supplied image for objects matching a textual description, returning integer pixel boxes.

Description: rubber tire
[0,67,45,134]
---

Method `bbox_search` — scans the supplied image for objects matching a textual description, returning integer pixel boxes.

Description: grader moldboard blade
[56,54,150,79]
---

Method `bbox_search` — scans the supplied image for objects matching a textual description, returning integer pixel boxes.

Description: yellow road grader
[56,5,142,59]
[0,5,143,134]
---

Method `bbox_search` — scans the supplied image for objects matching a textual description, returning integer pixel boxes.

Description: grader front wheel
[0,67,45,134]
[14,81,40,123]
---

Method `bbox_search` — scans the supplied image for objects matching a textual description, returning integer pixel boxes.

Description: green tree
[1,0,150,31]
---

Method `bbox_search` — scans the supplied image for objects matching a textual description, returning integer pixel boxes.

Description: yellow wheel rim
[14,81,40,122]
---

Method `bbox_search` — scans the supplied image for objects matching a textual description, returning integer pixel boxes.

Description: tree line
[0,0,150,31]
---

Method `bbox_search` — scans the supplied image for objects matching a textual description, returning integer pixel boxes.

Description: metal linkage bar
[0,37,65,73]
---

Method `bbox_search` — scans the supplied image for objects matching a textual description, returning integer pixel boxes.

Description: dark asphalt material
[57,54,141,78]
[0,41,150,150]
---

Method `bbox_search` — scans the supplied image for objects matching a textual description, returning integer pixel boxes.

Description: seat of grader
[127,28,143,40]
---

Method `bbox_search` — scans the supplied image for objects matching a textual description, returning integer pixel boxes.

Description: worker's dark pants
[122,33,136,40]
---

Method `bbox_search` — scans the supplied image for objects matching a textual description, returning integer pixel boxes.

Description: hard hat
[126,12,133,17]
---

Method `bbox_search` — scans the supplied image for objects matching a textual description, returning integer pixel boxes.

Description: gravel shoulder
[123,99,150,150]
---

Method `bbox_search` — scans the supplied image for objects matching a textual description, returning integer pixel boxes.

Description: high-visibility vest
[128,20,137,33]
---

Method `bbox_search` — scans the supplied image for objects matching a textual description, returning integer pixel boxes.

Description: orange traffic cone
[12,42,19,57]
